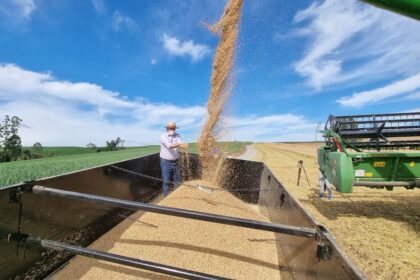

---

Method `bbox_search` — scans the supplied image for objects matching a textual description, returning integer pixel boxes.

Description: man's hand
[169,143,188,149]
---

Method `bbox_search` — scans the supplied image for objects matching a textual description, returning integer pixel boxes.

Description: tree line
[87,137,126,152]
[0,115,126,163]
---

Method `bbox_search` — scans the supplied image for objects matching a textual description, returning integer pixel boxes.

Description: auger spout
[360,0,420,21]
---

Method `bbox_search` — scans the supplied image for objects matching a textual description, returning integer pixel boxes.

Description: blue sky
[0,0,419,146]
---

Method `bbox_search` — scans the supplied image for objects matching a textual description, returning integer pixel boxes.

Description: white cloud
[0,0,36,20]
[338,72,420,107]
[294,0,420,90]
[405,92,420,101]
[0,64,134,111]
[0,64,317,146]
[14,0,35,18]
[0,64,205,146]
[294,0,374,89]
[406,108,420,113]
[162,34,210,62]
[224,114,319,142]
[91,0,106,15]
[111,10,137,32]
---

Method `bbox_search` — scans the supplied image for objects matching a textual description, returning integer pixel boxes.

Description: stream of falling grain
[181,148,192,180]
[197,0,243,183]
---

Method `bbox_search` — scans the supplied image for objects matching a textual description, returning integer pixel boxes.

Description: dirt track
[254,143,420,280]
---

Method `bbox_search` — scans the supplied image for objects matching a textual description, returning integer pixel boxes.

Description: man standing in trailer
[159,121,187,196]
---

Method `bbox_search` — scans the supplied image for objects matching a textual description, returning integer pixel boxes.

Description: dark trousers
[160,158,181,196]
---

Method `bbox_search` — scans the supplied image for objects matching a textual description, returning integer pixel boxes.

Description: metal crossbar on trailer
[109,165,277,193]
[1,231,229,280]
[31,185,317,238]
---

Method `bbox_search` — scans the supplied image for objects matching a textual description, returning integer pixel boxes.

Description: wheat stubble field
[253,143,420,280]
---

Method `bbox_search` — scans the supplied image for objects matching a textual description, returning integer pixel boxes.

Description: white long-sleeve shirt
[160,132,183,160]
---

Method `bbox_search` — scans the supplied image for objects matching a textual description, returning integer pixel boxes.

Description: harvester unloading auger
[360,0,420,21]
[317,112,420,193]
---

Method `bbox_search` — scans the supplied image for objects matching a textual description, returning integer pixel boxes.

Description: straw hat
[166,121,177,129]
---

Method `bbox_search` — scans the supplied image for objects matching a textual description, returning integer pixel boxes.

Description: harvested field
[52,180,284,279]
[254,143,420,280]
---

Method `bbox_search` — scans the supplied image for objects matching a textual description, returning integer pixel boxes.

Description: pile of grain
[197,0,243,182]
[254,143,420,280]
[52,181,283,279]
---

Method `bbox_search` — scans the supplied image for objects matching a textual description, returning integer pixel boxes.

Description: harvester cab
[317,112,420,193]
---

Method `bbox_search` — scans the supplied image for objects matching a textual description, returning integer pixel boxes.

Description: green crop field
[0,146,159,187]
[0,142,251,188]
[38,146,96,157]
[30,146,158,157]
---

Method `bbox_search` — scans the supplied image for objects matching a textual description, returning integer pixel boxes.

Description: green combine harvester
[317,112,420,194]
[316,1,420,196]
